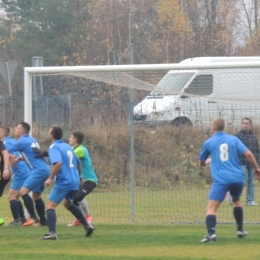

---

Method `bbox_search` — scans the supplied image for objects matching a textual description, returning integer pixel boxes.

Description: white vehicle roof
[180,56,260,64]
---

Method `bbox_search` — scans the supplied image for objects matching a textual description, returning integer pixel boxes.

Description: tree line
[0,0,259,100]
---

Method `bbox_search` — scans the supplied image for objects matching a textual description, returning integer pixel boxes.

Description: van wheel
[171,117,192,127]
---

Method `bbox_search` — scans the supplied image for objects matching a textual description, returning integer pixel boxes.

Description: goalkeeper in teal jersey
[67,131,98,227]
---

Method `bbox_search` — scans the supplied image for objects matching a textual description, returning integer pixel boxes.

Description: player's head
[16,122,30,137]
[49,126,63,141]
[69,131,84,146]
[0,125,10,140]
[241,117,252,132]
[210,118,225,133]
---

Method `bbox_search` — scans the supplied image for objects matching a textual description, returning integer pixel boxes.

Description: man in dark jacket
[235,118,260,206]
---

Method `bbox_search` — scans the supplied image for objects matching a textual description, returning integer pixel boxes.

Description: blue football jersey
[4,136,31,179]
[48,140,80,190]
[8,134,50,173]
[200,131,248,184]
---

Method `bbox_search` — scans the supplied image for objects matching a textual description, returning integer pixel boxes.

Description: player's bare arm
[77,164,84,185]
[9,154,17,167]
[2,149,10,179]
[205,158,211,165]
[13,155,24,166]
[45,162,61,186]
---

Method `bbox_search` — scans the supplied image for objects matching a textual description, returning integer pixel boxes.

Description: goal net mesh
[27,66,260,224]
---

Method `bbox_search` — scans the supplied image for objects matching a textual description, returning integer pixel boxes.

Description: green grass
[1,186,260,259]
[3,184,260,224]
[0,223,260,259]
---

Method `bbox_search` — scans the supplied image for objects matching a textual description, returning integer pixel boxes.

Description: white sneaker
[246,201,258,206]
[41,232,58,240]
[201,234,216,242]
[237,231,248,238]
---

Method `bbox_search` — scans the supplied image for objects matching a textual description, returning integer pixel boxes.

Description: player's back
[8,134,50,173]
[49,140,80,190]
[4,136,31,176]
[205,131,247,183]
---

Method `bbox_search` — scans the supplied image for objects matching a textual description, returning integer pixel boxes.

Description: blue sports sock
[206,215,216,235]
[35,198,46,222]
[46,209,56,233]
[18,200,25,219]
[22,194,37,220]
[233,207,243,232]
[68,204,88,226]
[10,200,19,220]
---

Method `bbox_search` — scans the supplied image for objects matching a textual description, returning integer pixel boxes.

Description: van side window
[184,75,213,95]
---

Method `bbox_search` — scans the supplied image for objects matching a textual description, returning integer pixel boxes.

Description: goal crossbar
[24,61,260,128]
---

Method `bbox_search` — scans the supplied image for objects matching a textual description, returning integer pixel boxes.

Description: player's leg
[68,198,90,226]
[230,182,248,238]
[0,178,10,226]
[17,200,27,224]
[33,191,47,226]
[41,186,63,240]
[8,175,28,225]
[201,183,227,242]
[8,188,21,225]
[20,174,40,226]
[74,181,96,223]
[79,199,90,218]
[41,200,58,240]
[0,178,11,197]
[64,190,94,237]
[23,171,49,226]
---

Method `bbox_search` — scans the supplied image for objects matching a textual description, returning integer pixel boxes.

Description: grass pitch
[1,189,260,259]
[0,223,260,259]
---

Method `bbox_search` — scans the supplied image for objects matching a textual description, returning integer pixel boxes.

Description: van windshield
[184,74,213,95]
[151,72,194,96]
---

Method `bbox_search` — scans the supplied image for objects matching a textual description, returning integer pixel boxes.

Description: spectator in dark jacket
[235,118,260,206]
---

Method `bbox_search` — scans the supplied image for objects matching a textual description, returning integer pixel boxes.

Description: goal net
[24,58,260,224]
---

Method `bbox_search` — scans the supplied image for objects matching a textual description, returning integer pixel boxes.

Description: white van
[134,57,260,131]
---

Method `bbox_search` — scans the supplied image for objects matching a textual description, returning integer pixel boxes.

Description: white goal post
[24,60,260,127]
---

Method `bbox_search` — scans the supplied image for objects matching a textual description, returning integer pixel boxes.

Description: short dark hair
[71,131,84,144]
[0,125,10,136]
[19,122,30,133]
[50,126,63,140]
[212,118,225,131]
[242,117,252,125]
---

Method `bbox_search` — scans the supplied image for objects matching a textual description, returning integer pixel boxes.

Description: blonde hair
[0,125,10,136]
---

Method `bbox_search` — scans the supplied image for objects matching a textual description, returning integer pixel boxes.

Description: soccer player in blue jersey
[0,125,31,225]
[67,131,98,226]
[199,118,260,242]
[8,122,51,226]
[41,126,94,240]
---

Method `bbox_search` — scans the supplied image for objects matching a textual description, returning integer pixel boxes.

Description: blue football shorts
[49,186,77,204]
[22,170,50,194]
[10,175,29,191]
[208,182,244,202]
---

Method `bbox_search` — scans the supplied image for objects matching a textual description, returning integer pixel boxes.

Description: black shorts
[0,178,10,197]
[74,180,97,203]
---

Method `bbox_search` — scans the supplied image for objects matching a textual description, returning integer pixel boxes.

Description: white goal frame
[23,59,260,222]
[24,60,260,127]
